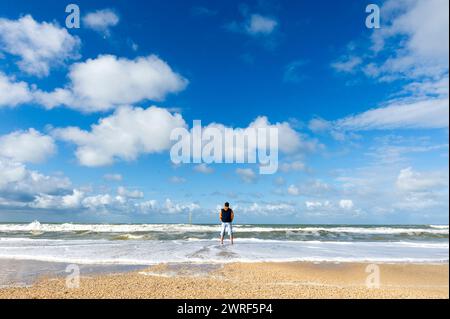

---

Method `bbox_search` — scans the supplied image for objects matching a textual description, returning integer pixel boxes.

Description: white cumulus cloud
[117,186,144,199]
[53,106,187,166]
[0,72,33,108]
[0,129,56,163]
[164,198,200,214]
[339,199,354,210]
[83,9,119,36]
[35,55,188,112]
[305,201,330,209]
[0,158,71,202]
[0,15,81,77]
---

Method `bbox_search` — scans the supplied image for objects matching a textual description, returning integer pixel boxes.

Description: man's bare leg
[220,235,224,245]
[230,235,234,245]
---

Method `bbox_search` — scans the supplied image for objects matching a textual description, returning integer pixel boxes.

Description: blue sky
[0,0,448,224]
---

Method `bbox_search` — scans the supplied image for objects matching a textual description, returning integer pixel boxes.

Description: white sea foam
[0,221,447,235]
[430,225,449,229]
[0,238,447,265]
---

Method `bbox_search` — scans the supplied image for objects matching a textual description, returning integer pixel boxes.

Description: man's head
[224,202,229,209]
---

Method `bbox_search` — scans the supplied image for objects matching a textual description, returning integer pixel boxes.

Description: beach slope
[1,262,448,299]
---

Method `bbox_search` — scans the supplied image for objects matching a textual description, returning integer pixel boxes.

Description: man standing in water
[220,202,234,245]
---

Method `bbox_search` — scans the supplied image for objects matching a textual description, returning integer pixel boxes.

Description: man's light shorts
[220,222,233,236]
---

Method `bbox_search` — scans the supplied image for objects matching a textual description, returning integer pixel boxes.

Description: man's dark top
[220,208,234,223]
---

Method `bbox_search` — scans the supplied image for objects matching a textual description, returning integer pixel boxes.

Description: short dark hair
[224,202,229,207]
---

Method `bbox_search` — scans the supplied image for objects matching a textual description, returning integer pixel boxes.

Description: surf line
[170,120,279,174]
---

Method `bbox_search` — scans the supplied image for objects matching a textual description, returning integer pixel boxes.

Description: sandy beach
[1,262,448,299]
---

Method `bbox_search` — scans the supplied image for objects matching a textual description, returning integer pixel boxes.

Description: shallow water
[0,259,146,288]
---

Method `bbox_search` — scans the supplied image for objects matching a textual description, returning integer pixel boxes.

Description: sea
[0,221,448,265]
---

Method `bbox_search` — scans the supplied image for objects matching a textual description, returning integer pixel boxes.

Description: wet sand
[0,262,448,299]
[0,259,146,288]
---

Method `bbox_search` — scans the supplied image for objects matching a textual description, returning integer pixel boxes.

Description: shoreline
[1,261,448,299]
